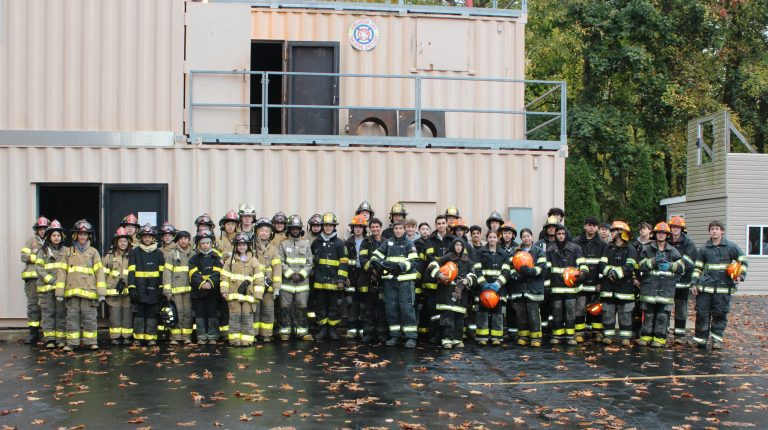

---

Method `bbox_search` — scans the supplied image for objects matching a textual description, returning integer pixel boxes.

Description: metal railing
[188,70,566,150]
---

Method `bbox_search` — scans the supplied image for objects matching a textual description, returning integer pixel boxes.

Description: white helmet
[238,203,257,218]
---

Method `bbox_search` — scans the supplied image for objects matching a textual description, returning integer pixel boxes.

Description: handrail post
[560,81,567,147]
[189,72,194,142]
[261,72,270,145]
[415,76,424,147]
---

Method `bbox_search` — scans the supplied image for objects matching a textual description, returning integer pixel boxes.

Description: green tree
[564,157,600,234]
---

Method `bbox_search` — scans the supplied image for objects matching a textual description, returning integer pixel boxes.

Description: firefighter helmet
[355,200,375,218]
[349,214,368,227]
[450,218,468,235]
[479,290,500,310]
[238,203,257,219]
[668,216,687,232]
[272,212,288,225]
[499,221,518,238]
[322,212,338,226]
[112,226,132,242]
[445,206,460,218]
[610,220,632,242]
[307,213,323,231]
[286,214,304,236]
[158,297,178,328]
[120,213,140,229]
[389,203,408,221]
[586,302,603,316]
[232,233,251,246]
[44,220,65,239]
[139,223,158,237]
[219,210,240,228]
[652,222,671,238]
[438,261,458,285]
[71,219,95,234]
[33,216,51,231]
[543,215,560,229]
[562,267,581,288]
[726,262,744,281]
[194,213,215,228]
[512,251,534,271]
[255,217,275,240]
[485,211,504,229]
[160,222,177,235]
[194,229,215,244]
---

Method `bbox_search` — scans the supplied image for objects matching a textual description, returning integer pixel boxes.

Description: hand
[658,262,671,272]
[606,269,617,282]
[291,274,302,283]
[337,281,346,291]
[654,252,667,268]
[595,284,601,293]
[461,279,468,286]
[437,272,448,283]
[56,296,64,303]
[633,279,641,287]
[221,292,228,300]
[520,266,534,277]
[98,295,106,303]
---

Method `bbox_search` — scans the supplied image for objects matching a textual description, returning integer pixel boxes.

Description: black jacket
[669,234,697,285]
[508,244,548,302]
[546,242,586,294]
[189,250,223,299]
[599,242,638,302]
[692,239,747,294]
[572,233,608,292]
[127,245,165,304]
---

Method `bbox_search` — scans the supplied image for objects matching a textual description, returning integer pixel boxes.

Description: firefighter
[358,218,388,343]
[598,221,638,347]
[413,221,430,337]
[120,213,141,247]
[21,216,49,343]
[277,215,314,341]
[159,222,177,255]
[573,216,608,343]
[219,210,240,258]
[466,224,484,340]
[194,213,217,236]
[163,231,195,345]
[221,233,264,347]
[307,214,323,242]
[57,220,106,351]
[238,203,258,242]
[421,215,457,342]
[631,222,653,337]
[546,224,588,345]
[127,224,165,346]
[535,215,561,334]
[450,219,472,251]
[253,217,282,342]
[444,206,460,226]
[370,221,420,348]
[271,212,289,248]
[34,220,67,349]
[429,238,476,349]
[382,203,408,239]
[486,211,504,234]
[104,227,133,346]
[689,220,748,349]
[355,201,375,221]
[344,214,368,340]
[311,212,349,340]
[189,230,224,344]
[637,222,684,347]
[498,221,518,338]
[305,213,323,326]
[473,230,511,346]
[668,216,697,344]
[508,228,548,347]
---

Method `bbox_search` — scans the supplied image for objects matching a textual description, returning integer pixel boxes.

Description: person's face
[392,214,405,223]
[671,226,682,237]
[419,225,431,238]
[36,227,46,238]
[237,243,248,253]
[453,241,463,254]
[353,225,365,236]
[556,230,566,241]
[502,230,513,242]
[640,226,651,237]
[50,231,62,245]
[599,227,610,237]
[709,226,723,240]
[77,232,89,244]
[141,234,154,245]
[199,240,212,252]
[177,237,190,248]
[360,211,371,221]
[455,228,467,238]
[258,226,272,240]
[521,231,533,246]
[241,216,254,227]
[311,225,322,234]
[393,225,405,238]
[323,224,335,235]
[436,219,447,234]
[490,221,500,231]
[288,226,302,238]
[224,222,237,234]
[446,215,458,224]
[655,232,668,242]
[369,223,382,237]
[585,224,598,235]
[406,224,416,237]
[163,233,174,244]
[274,222,285,233]
[487,233,498,247]
[471,230,482,242]
[547,226,556,236]
[116,237,127,250]
[125,225,137,235]
[611,229,621,243]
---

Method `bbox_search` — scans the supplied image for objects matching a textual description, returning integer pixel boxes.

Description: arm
[220,260,232,296]
[270,248,282,291]
[336,242,349,284]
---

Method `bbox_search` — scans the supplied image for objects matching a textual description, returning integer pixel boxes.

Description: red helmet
[512,251,534,271]
[120,213,140,228]
[668,216,687,232]
[652,222,671,239]
[438,261,458,285]
[33,216,51,230]
[219,210,239,228]
[113,226,132,241]
[562,267,581,288]
[44,220,65,238]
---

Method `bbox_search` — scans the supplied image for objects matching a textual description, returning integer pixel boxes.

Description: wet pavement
[1,296,767,429]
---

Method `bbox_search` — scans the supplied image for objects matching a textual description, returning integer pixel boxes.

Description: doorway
[37,184,101,249]
[251,41,284,134]
[103,184,168,252]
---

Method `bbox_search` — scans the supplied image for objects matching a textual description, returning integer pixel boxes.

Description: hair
[638,222,652,231]
[708,220,725,231]
[405,218,417,227]
[469,225,482,233]
[368,217,383,227]
[486,229,499,239]
[434,214,447,224]
[393,221,405,228]
[418,222,430,230]
[520,228,533,238]
[548,207,565,217]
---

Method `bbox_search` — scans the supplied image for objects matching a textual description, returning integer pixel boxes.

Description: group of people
[20,202,747,351]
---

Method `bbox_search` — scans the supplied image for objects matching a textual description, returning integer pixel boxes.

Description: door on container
[103,185,168,253]
[251,41,285,134]
[286,42,339,135]
[37,184,101,249]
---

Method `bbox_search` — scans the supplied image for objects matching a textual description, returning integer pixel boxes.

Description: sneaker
[550,338,560,345]
[345,331,357,340]
[280,334,290,341]
[133,340,143,347]
[183,339,192,345]
[241,341,252,347]
[602,338,613,345]
[147,340,157,347]
[492,339,501,346]
[530,340,541,348]
[56,342,66,348]
[261,336,273,343]
[477,340,487,346]
[574,335,585,343]
[89,344,99,350]
[566,339,577,346]
[594,334,604,343]
[385,337,400,346]
[207,339,218,345]
[454,341,465,348]
[404,339,417,349]
[442,342,453,349]
[45,341,56,349]
[637,339,649,346]
[674,337,685,345]
[301,334,314,341]
[712,341,723,350]
[62,345,73,352]
[122,339,133,346]
[620,339,631,347]
[230,340,241,347]
[650,341,662,348]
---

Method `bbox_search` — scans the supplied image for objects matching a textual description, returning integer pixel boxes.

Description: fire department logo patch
[348,18,380,51]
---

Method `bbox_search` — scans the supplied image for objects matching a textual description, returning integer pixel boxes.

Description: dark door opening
[103,184,168,253]
[251,41,285,134]
[286,42,340,135]
[37,184,101,250]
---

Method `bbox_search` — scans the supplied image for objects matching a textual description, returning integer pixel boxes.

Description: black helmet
[307,213,322,232]
[271,212,288,224]
[158,297,178,329]
[486,211,504,229]
[287,214,303,229]
[255,217,275,240]
[160,222,177,235]
[232,232,251,246]
[194,213,215,229]
[389,203,407,221]
[321,212,338,226]
[355,200,375,218]
[194,230,215,244]
[445,206,460,218]
[219,210,240,228]
[139,223,158,237]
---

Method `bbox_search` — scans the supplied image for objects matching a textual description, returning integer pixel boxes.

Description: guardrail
[188,70,566,151]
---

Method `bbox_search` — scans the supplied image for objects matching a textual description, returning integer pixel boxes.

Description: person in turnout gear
[598,221,638,347]
[159,222,177,255]
[305,213,323,326]
[221,233,264,346]
[631,222,653,337]
[689,221,747,349]
[486,211,504,234]
[429,238,476,349]
[311,212,349,340]
[355,201,375,221]
[383,203,408,239]
[668,216,697,344]
[358,218,388,343]
[103,227,133,346]
[58,220,107,351]
[127,224,165,346]
[469,225,485,254]
[344,214,368,339]
[218,211,240,258]
[21,216,50,343]
[538,208,572,241]
[444,206,461,227]
[369,221,420,348]
[535,215,560,335]
[237,203,257,242]
[120,213,141,247]
[508,228,548,347]
[277,215,314,341]
[189,230,224,344]
[498,221,519,338]
[637,222,684,347]
[163,231,195,345]
[473,230,511,346]
[34,220,67,348]
[271,212,289,248]
[573,216,608,343]
[422,215,458,342]
[546,224,588,345]
[253,217,282,341]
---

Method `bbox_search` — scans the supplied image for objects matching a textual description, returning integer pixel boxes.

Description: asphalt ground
[1,296,767,430]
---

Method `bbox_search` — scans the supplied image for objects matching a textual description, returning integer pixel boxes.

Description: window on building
[746,225,768,256]
[697,121,714,166]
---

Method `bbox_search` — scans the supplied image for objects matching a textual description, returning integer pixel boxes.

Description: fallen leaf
[176,421,196,427]
[127,416,147,424]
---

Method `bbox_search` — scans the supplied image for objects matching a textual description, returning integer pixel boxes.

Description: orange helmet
[349,214,368,227]
[562,267,581,288]
[586,302,603,316]
[668,216,686,232]
[499,221,518,238]
[512,251,534,271]
[652,222,671,238]
[450,218,468,234]
[479,290,500,309]
[438,261,458,284]
[726,262,743,281]
[610,220,631,241]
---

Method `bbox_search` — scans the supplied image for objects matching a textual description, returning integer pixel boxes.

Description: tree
[564,158,600,234]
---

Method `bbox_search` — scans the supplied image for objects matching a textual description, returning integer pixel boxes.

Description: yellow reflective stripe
[44,262,68,270]
[134,271,161,278]
[386,256,407,263]
[63,288,99,299]
[21,247,32,254]
[280,285,310,293]
[37,285,57,293]
[171,286,192,294]
[227,273,252,281]
[68,265,95,275]
[314,283,340,290]
[212,266,223,273]
[422,282,438,290]
[435,303,466,314]
[482,269,501,276]
[226,293,255,303]
[583,258,602,265]
[22,271,39,279]
[82,331,97,339]
[338,270,349,278]
[285,257,307,264]
[550,267,565,274]
[319,258,340,266]
[188,267,199,276]
[704,263,728,270]
[271,258,281,266]
[92,262,103,272]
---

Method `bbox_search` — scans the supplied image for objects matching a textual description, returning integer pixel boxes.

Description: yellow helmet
[610,220,631,241]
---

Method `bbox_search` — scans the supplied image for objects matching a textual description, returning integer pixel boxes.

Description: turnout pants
[39,291,65,343]
[417,291,438,339]
[315,289,342,328]
[133,302,159,342]
[170,293,193,342]
[693,292,731,345]
[228,301,254,344]
[193,295,220,341]
[382,280,417,340]
[640,302,671,345]
[674,285,690,338]
[107,296,132,340]
[253,291,275,338]
[25,280,41,329]
[505,297,517,337]
[437,286,467,346]
[512,299,542,341]
[602,299,634,340]
[65,297,98,347]
[218,294,229,338]
[361,289,387,340]
[279,289,310,337]
[476,301,503,341]
[551,294,576,339]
